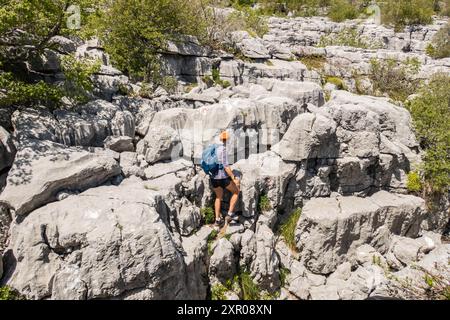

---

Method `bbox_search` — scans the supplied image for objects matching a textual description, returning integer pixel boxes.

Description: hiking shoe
[214,218,224,227]
[226,212,239,224]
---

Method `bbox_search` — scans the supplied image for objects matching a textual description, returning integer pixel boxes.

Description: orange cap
[219,131,229,141]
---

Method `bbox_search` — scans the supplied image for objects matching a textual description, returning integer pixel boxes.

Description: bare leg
[213,187,223,221]
[226,181,240,214]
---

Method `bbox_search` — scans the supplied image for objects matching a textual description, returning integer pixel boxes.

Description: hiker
[202,131,240,228]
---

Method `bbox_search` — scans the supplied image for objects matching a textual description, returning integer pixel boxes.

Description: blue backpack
[201,144,223,176]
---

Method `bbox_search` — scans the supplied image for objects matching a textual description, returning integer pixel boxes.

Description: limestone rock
[272,112,338,161]
[0,126,16,172]
[137,126,182,164]
[181,226,212,299]
[119,152,146,178]
[144,159,193,181]
[385,233,441,270]
[209,238,236,283]
[249,224,280,292]
[13,100,135,147]
[233,151,296,217]
[177,198,202,236]
[104,136,134,153]
[296,191,428,274]
[0,139,121,216]
[3,180,192,300]
[231,31,271,59]
[371,244,450,299]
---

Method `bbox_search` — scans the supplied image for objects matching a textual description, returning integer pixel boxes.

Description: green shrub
[369,57,421,102]
[92,0,213,81]
[202,206,216,224]
[258,194,271,212]
[138,82,154,98]
[386,264,450,300]
[207,229,219,255]
[407,171,423,193]
[240,271,261,300]
[184,82,198,93]
[202,75,214,87]
[435,0,450,16]
[318,27,383,49]
[212,67,221,83]
[406,73,450,193]
[380,0,434,31]
[211,283,228,300]
[0,286,24,300]
[60,55,101,104]
[279,267,290,287]
[205,67,231,88]
[161,76,179,94]
[426,23,450,59]
[278,208,301,252]
[0,73,63,109]
[325,76,346,90]
[226,5,269,38]
[298,55,327,71]
[0,55,99,110]
[328,0,359,22]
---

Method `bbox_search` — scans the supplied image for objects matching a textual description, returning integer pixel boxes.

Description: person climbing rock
[209,131,240,229]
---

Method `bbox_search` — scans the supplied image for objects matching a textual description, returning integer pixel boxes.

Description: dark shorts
[211,177,231,189]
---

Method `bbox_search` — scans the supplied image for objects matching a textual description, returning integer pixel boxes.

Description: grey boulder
[3,180,191,300]
[104,136,134,153]
[0,139,121,216]
[137,126,182,164]
[296,191,428,274]
[209,238,236,284]
[0,126,16,172]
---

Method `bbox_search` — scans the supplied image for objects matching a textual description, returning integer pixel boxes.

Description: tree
[406,73,450,193]
[379,0,435,31]
[89,0,210,82]
[0,0,100,109]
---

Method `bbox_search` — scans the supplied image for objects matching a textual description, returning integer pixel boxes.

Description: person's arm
[225,166,236,181]
[221,146,239,185]
[225,166,240,188]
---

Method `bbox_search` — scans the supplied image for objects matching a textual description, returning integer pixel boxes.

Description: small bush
[60,55,101,105]
[406,73,450,193]
[138,82,154,98]
[208,229,219,242]
[278,208,301,252]
[240,271,261,300]
[280,267,290,287]
[160,76,179,94]
[202,207,216,225]
[211,283,228,300]
[407,171,423,193]
[380,0,434,31]
[386,265,450,300]
[426,23,450,59]
[369,57,421,102]
[205,67,230,88]
[328,0,359,22]
[207,229,219,255]
[184,82,198,93]
[258,194,272,212]
[0,286,24,300]
[298,55,326,71]
[318,27,383,49]
[0,73,63,109]
[202,75,214,87]
[325,76,346,90]
[227,5,269,38]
